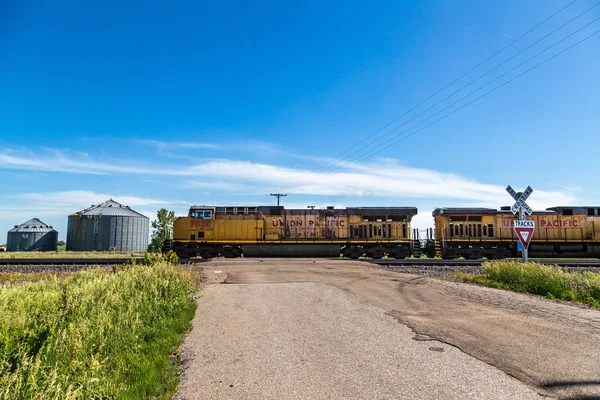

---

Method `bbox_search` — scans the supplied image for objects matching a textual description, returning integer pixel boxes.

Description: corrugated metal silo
[6,218,58,252]
[66,199,149,251]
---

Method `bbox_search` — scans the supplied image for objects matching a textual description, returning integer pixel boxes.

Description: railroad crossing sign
[506,185,533,217]
[514,219,535,250]
[506,185,534,262]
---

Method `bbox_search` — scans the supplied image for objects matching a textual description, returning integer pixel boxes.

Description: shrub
[456,261,600,308]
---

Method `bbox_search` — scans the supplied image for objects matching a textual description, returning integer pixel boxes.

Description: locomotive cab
[169,206,218,258]
[188,207,215,241]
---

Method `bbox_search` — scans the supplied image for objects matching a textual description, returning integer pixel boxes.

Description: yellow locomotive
[165,205,419,259]
[433,206,600,258]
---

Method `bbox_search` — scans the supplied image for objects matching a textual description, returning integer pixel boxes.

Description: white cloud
[0,148,578,209]
[179,160,576,208]
[411,213,435,232]
[14,190,184,208]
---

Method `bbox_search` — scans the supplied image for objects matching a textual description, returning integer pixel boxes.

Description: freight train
[164,204,600,259]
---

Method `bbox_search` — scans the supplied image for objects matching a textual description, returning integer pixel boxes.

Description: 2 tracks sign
[513,219,535,250]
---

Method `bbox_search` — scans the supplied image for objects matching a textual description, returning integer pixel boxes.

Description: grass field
[455,260,600,308]
[0,256,198,399]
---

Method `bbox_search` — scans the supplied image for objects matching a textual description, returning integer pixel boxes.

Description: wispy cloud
[0,148,578,208]
[14,190,184,208]
[137,140,224,150]
[0,150,153,175]
[136,139,282,155]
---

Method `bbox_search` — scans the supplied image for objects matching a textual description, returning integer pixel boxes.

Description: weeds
[454,260,600,308]
[0,260,197,399]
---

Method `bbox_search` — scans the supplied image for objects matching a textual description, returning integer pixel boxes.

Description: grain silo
[66,199,149,251]
[6,218,58,252]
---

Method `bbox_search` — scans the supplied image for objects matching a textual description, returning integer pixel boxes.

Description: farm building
[66,199,149,251]
[6,218,58,252]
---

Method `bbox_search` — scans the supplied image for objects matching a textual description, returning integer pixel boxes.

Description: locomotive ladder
[411,229,422,257]
[434,242,442,258]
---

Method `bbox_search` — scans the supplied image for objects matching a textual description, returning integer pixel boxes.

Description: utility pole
[270,193,287,206]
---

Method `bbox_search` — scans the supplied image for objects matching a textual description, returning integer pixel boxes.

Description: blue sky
[1,0,599,241]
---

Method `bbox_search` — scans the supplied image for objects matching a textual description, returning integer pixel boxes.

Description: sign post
[506,185,534,262]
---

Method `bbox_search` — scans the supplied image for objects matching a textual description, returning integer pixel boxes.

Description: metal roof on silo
[8,218,57,233]
[71,199,149,218]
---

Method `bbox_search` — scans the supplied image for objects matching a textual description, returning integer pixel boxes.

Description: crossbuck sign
[506,185,533,218]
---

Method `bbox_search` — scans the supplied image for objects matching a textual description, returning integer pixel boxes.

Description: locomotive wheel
[342,246,360,259]
[200,249,213,259]
[368,247,385,259]
[223,246,241,258]
[347,247,362,259]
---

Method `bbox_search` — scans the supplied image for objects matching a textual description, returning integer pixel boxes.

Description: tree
[148,208,176,252]
[57,240,66,246]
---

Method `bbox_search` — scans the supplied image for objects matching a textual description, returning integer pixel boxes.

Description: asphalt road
[177,259,600,399]
[177,283,541,399]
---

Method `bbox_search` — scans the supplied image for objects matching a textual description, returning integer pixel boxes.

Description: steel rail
[0,258,141,266]
[1,257,598,268]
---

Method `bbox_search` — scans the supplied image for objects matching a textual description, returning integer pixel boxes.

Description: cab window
[191,210,212,219]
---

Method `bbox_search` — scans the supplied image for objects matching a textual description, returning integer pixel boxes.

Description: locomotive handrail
[257,211,268,223]
[441,227,445,249]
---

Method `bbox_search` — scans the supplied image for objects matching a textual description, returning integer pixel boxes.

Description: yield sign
[514,220,535,250]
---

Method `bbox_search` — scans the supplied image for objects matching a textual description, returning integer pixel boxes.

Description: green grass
[0,251,146,259]
[454,260,600,308]
[0,257,198,399]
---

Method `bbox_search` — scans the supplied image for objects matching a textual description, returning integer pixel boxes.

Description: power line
[309,1,600,176]
[304,0,579,176]
[297,26,600,187]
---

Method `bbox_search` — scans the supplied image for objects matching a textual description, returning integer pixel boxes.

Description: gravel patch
[383,265,483,277]
[382,264,600,278]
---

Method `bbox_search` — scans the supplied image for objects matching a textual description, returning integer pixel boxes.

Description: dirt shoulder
[195,258,600,399]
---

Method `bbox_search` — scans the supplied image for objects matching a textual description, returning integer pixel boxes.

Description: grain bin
[6,218,58,252]
[66,199,149,251]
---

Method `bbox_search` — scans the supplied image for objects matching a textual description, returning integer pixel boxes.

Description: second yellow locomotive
[433,206,600,258]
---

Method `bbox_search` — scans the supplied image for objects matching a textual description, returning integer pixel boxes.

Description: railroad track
[1,257,598,270]
[0,258,141,266]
